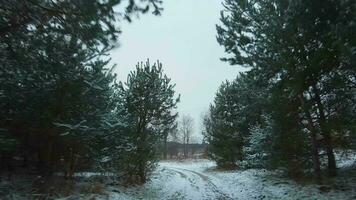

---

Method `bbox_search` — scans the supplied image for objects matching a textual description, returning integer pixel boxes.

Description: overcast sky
[110,0,245,142]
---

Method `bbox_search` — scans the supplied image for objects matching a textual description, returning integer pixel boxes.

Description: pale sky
[110,0,245,142]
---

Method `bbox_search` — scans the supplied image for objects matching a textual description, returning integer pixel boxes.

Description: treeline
[204,0,356,181]
[0,0,179,185]
[160,114,199,160]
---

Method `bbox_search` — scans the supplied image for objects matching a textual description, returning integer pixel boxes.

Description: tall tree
[162,122,178,160]
[203,72,265,169]
[217,0,356,178]
[179,115,194,159]
[0,0,164,176]
[115,60,179,184]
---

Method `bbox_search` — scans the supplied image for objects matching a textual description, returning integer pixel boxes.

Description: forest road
[163,165,234,200]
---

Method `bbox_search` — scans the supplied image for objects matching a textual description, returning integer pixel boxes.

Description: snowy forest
[1,0,356,199]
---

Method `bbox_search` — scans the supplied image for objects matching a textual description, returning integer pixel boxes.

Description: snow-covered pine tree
[0,0,163,176]
[204,71,266,169]
[217,0,356,179]
[204,80,242,169]
[114,60,180,184]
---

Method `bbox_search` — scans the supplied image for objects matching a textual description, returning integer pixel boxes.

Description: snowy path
[108,160,235,200]
[106,160,356,200]
[3,159,356,199]
[157,161,285,200]
[50,158,355,200]
[164,166,233,200]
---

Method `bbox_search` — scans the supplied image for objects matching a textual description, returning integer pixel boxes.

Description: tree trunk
[21,133,29,168]
[312,84,337,177]
[325,139,337,176]
[299,94,321,182]
[187,137,189,158]
[183,142,187,159]
[136,117,147,184]
[163,136,168,160]
[46,134,55,177]
[308,120,322,182]
[138,160,146,184]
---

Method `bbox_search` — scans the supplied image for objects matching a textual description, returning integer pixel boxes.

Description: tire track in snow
[165,167,200,191]
[168,167,234,200]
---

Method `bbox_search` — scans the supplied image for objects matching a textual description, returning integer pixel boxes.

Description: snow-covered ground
[2,157,356,200]
[98,159,356,200]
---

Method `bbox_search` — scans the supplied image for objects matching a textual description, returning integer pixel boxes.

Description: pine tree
[216,0,356,179]
[204,72,265,168]
[114,60,179,184]
[0,0,163,176]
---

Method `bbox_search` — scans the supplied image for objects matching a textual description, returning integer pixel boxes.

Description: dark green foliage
[269,90,311,176]
[204,107,241,169]
[0,0,163,178]
[204,81,242,168]
[0,129,19,152]
[114,60,179,184]
[203,72,265,169]
[216,0,356,179]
